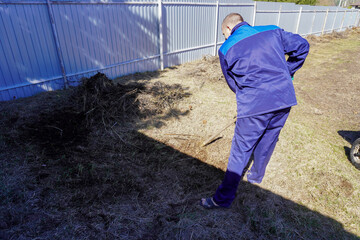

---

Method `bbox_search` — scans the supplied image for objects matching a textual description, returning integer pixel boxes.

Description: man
[200,13,309,209]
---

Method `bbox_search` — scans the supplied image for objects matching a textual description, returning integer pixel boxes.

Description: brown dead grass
[0,28,360,239]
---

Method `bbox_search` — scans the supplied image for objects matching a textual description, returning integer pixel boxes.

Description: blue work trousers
[213,107,291,207]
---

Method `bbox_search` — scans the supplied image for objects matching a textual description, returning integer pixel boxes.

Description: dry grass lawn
[0,28,359,239]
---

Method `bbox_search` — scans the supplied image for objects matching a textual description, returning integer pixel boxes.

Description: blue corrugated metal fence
[0,0,359,101]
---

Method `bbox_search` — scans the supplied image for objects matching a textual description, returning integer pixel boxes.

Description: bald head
[221,13,244,40]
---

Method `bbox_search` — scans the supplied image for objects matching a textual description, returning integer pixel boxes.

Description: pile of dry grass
[75,73,145,126]
[0,72,195,239]
[183,55,223,84]
[305,27,360,45]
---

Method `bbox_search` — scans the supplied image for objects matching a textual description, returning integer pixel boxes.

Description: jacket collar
[230,21,250,35]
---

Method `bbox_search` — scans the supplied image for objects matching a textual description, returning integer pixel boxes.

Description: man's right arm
[280,29,310,77]
[219,52,236,93]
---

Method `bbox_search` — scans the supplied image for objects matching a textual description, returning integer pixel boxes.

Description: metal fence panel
[51,3,160,85]
[1,0,360,101]
[298,5,313,35]
[346,10,357,27]
[163,4,215,67]
[216,3,254,51]
[337,10,347,31]
[0,3,64,101]
[324,7,335,33]
[255,2,282,26]
[334,9,345,31]
[276,3,298,32]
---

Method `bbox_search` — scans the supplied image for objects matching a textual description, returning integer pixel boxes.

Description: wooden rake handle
[202,116,237,147]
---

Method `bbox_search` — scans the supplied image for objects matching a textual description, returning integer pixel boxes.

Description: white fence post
[310,9,316,34]
[213,0,219,56]
[321,9,329,35]
[46,0,68,88]
[295,7,302,34]
[277,5,282,26]
[332,9,338,31]
[158,0,164,70]
[340,9,347,31]
[252,2,257,26]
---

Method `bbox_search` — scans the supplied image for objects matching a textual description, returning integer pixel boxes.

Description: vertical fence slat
[277,5,282,26]
[46,0,67,88]
[332,8,338,31]
[310,9,316,34]
[158,0,164,70]
[322,9,329,35]
[295,7,302,34]
[340,9,347,30]
[252,2,256,26]
[213,0,219,56]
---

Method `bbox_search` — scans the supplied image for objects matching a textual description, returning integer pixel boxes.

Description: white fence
[0,0,359,101]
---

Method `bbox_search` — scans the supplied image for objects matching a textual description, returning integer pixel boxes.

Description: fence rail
[0,0,359,101]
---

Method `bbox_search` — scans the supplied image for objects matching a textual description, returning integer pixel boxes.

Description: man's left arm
[219,52,236,93]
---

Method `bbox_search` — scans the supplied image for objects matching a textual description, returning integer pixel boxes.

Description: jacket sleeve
[280,29,310,77]
[219,51,236,93]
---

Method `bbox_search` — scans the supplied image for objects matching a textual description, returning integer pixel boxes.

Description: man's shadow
[114,132,359,240]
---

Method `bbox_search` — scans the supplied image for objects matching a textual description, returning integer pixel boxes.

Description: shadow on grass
[338,130,360,145]
[1,133,358,239]
[338,130,360,167]
[0,79,358,239]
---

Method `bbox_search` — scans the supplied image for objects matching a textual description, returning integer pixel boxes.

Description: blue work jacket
[219,22,309,118]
